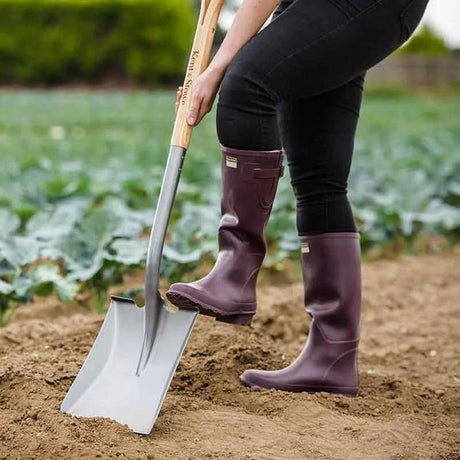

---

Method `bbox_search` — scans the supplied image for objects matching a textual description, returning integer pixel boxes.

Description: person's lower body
[167,0,429,394]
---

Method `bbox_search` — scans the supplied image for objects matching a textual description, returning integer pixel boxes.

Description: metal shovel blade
[60,295,197,434]
[60,147,195,435]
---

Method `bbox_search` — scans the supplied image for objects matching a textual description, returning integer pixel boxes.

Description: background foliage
[400,25,450,55]
[0,0,195,84]
[0,90,459,322]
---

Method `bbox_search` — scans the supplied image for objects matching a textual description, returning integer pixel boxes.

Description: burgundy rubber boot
[241,232,361,396]
[166,145,284,326]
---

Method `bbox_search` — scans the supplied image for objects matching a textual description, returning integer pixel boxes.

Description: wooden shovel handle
[170,0,225,149]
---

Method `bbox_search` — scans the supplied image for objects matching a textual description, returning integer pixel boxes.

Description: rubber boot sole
[166,292,254,326]
[240,376,358,397]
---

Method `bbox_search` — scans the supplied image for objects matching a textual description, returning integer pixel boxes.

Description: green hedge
[0,0,196,84]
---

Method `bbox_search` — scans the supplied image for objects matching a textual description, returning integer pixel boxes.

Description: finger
[175,88,183,113]
[196,98,211,125]
[187,93,201,126]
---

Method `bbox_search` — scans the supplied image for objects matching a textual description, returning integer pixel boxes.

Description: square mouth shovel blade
[60,294,197,435]
[60,145,196,435]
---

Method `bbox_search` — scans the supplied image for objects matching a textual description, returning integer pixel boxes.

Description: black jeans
[216,0,428,235]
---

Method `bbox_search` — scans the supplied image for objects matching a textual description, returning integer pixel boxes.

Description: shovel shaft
[145,0,224,300]
[140,0,224,369]
[144,145,185,305]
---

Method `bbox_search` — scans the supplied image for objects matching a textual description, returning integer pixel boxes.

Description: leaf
[32,265,78,302]
[102,196,153,238]
[0,236,41,275]
[0,280,13,295]
[163,246,202,264]
[12,265,78,302]
[0,208,20,239]
[105,237,149,265]
[11,274,34,301]
[170,202,220,254]
[26,196,92,243]
[417,199,460,231]
[60,205,118,281]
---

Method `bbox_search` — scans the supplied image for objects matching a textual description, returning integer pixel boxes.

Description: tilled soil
[0,253,459,459]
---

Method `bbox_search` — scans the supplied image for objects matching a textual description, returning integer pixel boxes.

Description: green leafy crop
[0,90,458,323]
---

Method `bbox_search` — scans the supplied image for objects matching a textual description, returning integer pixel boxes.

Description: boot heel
[216,313,253,326]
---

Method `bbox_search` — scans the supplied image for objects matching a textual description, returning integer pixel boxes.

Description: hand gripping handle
[171,0,225,149]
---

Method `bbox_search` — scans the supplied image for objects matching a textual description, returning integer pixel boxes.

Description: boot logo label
[301,242,310,254]
[226,156,238,168]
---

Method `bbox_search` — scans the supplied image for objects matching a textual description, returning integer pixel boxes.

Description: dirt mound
[1,253,459,459]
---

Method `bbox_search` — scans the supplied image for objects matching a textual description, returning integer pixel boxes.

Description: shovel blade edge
[60,296,198,434]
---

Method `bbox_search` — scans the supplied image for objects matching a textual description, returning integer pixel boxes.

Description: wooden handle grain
[170,0,224,149]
